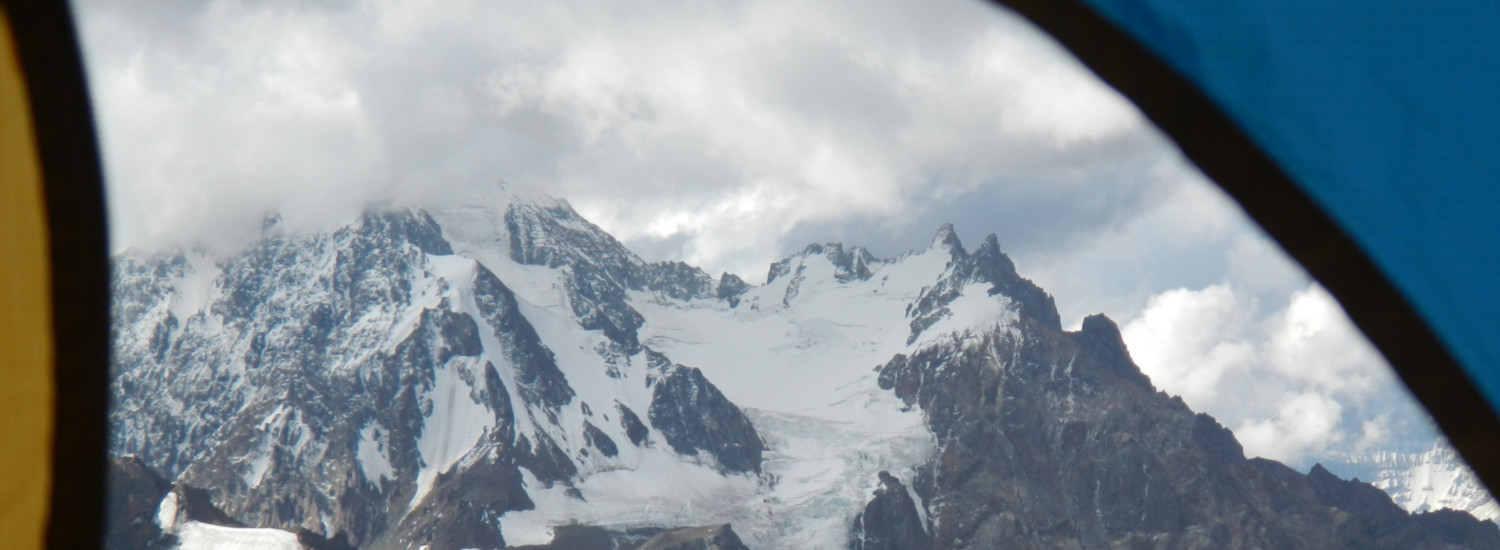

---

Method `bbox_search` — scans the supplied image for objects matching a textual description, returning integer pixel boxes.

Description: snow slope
[173,523,303,550]
[158,490,303,550]
[113,184,1482,550]
[421,191,1038,547]
[483,232,1030,546]
[1329,439,1500,520]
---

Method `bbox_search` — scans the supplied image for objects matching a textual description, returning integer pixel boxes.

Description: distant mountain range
[1325,439,1499,521]
[106,184,1500,549]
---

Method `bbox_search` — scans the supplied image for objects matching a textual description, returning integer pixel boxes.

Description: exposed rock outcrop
[638,524,750,550]
[848,471,931,550]
[872,289,1500,549]
[649,364,765,474]
[105,457,175,550]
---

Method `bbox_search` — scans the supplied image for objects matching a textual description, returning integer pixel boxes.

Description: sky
[73,0,1439,468]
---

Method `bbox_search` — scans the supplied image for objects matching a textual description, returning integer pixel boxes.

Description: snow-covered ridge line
[111,185,1047,548]
[109,184,1491,550]
[1325,438,1500,521]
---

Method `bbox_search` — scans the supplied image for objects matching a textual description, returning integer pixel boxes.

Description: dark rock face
[105,457,175,550]
[164,482,246,528]
[638,524,750,550]
[473,264,574,412]
[848,471,932,550]
[296,529,359,550]
[716,273,750,307]
[762,242,885,309]
[109,205,770,549]
[504,200,717,352]
[1411,510,1500,548]
[364,210,455,257]
[505,202,649,350]
[513,430,581,488]
[767,243,880,284]
[113,205,1492,550]
[645,261,716,302]
[907,228,1060,344]
[505,201,640,279]
[616,402,651,446]
[110,457,345,550]
[509,525,619,550]
[583,421,620,458]
[1303,464,1500,549]
[109,210,517,546]
[1075,313,1149,390]
[872,293,1500,549]
[965,233,1059,331]
[381,459,531,550]
[649,365,765,474]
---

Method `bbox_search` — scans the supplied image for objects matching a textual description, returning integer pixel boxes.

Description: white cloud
[84,0,385,253]
[1015,163,1245,329]
[77,0,1442,469]
[1235,391,1346,464]
[1356,415,1393,455]
[1121,279,1428,467]
[1263,285,1389,395]
[1121,284,1257,405]
[77,0,1161,281]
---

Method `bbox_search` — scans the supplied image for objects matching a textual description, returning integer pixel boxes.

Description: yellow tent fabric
[0,5,53,550]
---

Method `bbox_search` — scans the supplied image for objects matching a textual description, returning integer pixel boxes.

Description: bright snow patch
[499,452,764,546]
[744,409,933,548]
[1368,441,1500,520]
[242,451,271,490]
[358,422,396,485]
[156,491,179,532]
[173,521,303,550]
[165,251,221,338]
[411,358,495,507]
[394,197,1019,546]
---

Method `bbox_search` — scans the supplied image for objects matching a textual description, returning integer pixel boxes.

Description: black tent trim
[3,0,112,548]
[6,0,1498,546]
[989,0,1500,487]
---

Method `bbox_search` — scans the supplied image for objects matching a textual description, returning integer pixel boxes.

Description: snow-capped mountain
[107,184,1500,549]
[1326,439,1500,521]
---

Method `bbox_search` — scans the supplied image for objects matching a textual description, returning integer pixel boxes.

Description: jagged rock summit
[109,183,1499,549]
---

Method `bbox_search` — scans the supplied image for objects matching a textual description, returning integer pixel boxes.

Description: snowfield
[475,220,1025,547]
[107,186,1500,550]
[173,523,303,550]
[1329,439,1500,521]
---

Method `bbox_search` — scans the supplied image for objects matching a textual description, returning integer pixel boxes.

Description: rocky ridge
[110,188,762,548]
[108,184,1500,549]
[1326,438,1500,521]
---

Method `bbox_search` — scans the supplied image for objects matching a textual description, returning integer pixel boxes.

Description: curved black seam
[2,0,112,548]
[2,0,1495,544]
[991,0,1500,489]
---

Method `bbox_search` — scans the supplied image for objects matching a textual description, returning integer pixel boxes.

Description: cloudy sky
[74,0,1438,468]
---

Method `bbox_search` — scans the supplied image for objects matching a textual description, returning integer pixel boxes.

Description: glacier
[105,183,1500,549]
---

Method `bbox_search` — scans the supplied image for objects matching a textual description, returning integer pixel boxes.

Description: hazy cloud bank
[79,0,1158,278]
[76,0,1436,467]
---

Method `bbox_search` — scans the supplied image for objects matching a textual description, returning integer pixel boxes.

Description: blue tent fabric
[1068,1,1500,416]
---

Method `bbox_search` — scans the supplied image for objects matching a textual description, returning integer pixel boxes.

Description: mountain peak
[494,179,569,209]
[109,189,1499,550]
[1077,313,1150,389]
[930,223,963,253]
[981,233,1000,250]
[765,242,882,285]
